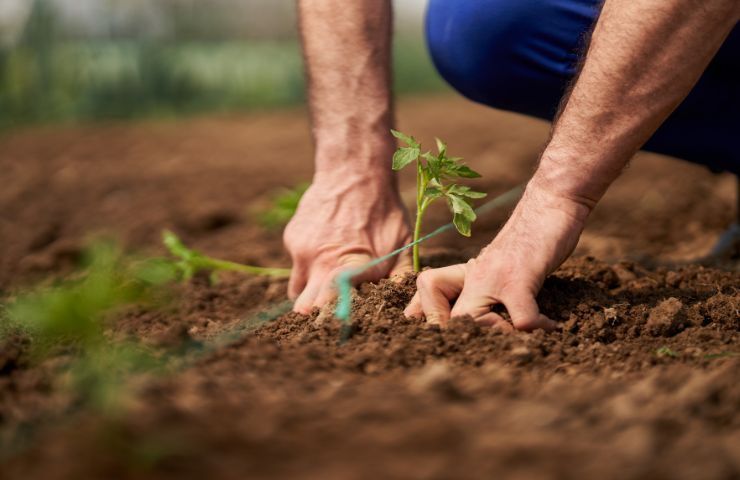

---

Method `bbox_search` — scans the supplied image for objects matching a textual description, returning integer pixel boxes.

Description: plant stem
[196,258,290,277]
[412,204,423,272]
[413,163,426,272]
[412,196,432,273]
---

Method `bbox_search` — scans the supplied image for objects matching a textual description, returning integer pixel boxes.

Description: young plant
[255,183,308,229]
[4,241,173,412]
[162,230,290,281]
[391,130,486,271]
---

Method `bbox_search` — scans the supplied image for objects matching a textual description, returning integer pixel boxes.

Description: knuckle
[511,315,538,331]
[416,271,438,290]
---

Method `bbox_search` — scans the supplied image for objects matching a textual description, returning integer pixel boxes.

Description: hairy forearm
[298,0,394,182]
[532,0,739,210]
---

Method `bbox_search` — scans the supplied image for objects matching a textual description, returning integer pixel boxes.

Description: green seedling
[656,346,678,358]
[6,242,174,350]
[391,130,486,271]
[4,241,174,412]
[162,230,290,282]
[256,183,308,229]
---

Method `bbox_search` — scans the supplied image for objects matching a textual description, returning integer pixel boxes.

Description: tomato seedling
[391,130,486,272]
[162,230,290,281]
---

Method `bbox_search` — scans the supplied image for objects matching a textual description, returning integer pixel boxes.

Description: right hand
[403,178,590,331]
[284,170,413,314]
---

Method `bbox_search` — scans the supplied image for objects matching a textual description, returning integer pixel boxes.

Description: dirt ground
[1,95,738,479]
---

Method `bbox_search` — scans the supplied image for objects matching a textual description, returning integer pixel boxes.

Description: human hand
[404,180,592,330]
[284,169,412,314]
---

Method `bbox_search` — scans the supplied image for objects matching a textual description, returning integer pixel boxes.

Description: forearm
[298,0,395,183]
[532,0,739,210]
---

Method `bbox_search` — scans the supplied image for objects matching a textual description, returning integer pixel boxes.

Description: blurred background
[0,0,447,128]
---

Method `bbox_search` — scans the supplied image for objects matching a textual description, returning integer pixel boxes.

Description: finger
[474,311,507,327]
[501,290,558,332]
[403,291,422,318]
[414,265,466,326]
[475,312,516,334]
[389,250,413,280]
[293,268,329,314]
[311,254,376,309]
[449,276,496,320]
[287,259,308,300]
[491,319,516,334]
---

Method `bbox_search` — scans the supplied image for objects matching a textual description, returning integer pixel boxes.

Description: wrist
[529,148,612,214]
[522,172,593,226]
[313,130,397,187]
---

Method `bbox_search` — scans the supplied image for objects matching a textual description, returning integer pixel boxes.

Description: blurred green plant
[162,230,290,282]
[3,241,177,412]
[0,0,446,127]
[656,346,678,358]
[256,183,308,229]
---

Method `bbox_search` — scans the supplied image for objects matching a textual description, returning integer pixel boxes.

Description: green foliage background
[0,1,447,128]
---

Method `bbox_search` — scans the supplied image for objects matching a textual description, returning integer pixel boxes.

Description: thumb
[389,249,413,280]
[311,253,378,309]
[406,264,465,326]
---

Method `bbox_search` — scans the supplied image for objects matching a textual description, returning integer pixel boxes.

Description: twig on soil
[373,301,386,323]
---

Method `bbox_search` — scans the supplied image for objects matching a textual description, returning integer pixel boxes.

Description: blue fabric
[425,0,739,174]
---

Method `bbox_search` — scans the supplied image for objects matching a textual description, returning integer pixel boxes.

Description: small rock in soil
[646,297,687,337]
[509,346,534,365]
[408,361,466,401]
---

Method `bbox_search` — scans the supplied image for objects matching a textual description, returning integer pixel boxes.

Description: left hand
[404,180,591,330]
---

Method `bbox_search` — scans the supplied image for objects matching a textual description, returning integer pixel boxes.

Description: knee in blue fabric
[425,0,598,120]
[425,0,739,174]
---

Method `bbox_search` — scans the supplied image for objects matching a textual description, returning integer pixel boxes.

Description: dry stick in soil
[391,130,486,272]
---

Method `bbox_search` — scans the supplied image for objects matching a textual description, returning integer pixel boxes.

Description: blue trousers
[426,0,739,174]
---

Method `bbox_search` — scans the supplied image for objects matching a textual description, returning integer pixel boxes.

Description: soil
[0,95,738,479]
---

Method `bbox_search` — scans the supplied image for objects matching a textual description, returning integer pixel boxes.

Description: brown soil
[1,95,738,479]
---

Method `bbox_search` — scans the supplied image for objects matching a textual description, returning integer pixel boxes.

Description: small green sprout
[391,130,486,271]
[656,346,678,358]
[162,230,290,281]
[6,242,174,352]
[256,183,308,229]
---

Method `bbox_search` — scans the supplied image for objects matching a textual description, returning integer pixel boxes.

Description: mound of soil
[1,97,738,479]
[3,258,739,480]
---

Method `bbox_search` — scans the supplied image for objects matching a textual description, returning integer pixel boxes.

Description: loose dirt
[1,96,738,479]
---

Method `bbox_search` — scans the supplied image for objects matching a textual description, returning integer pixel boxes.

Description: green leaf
[421,151,441,180]
[452,165,482,178]
[256,183,308,229]
[435,137,447,156]
[453,213,472,237]
[446,185,470,196]
[390,129,420,148]
[162,230,194,260]
[423,186,443,199]
[447,184,486,199]
[447,194,477,222]
[463,190,486,199]
[392,146,419,171]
